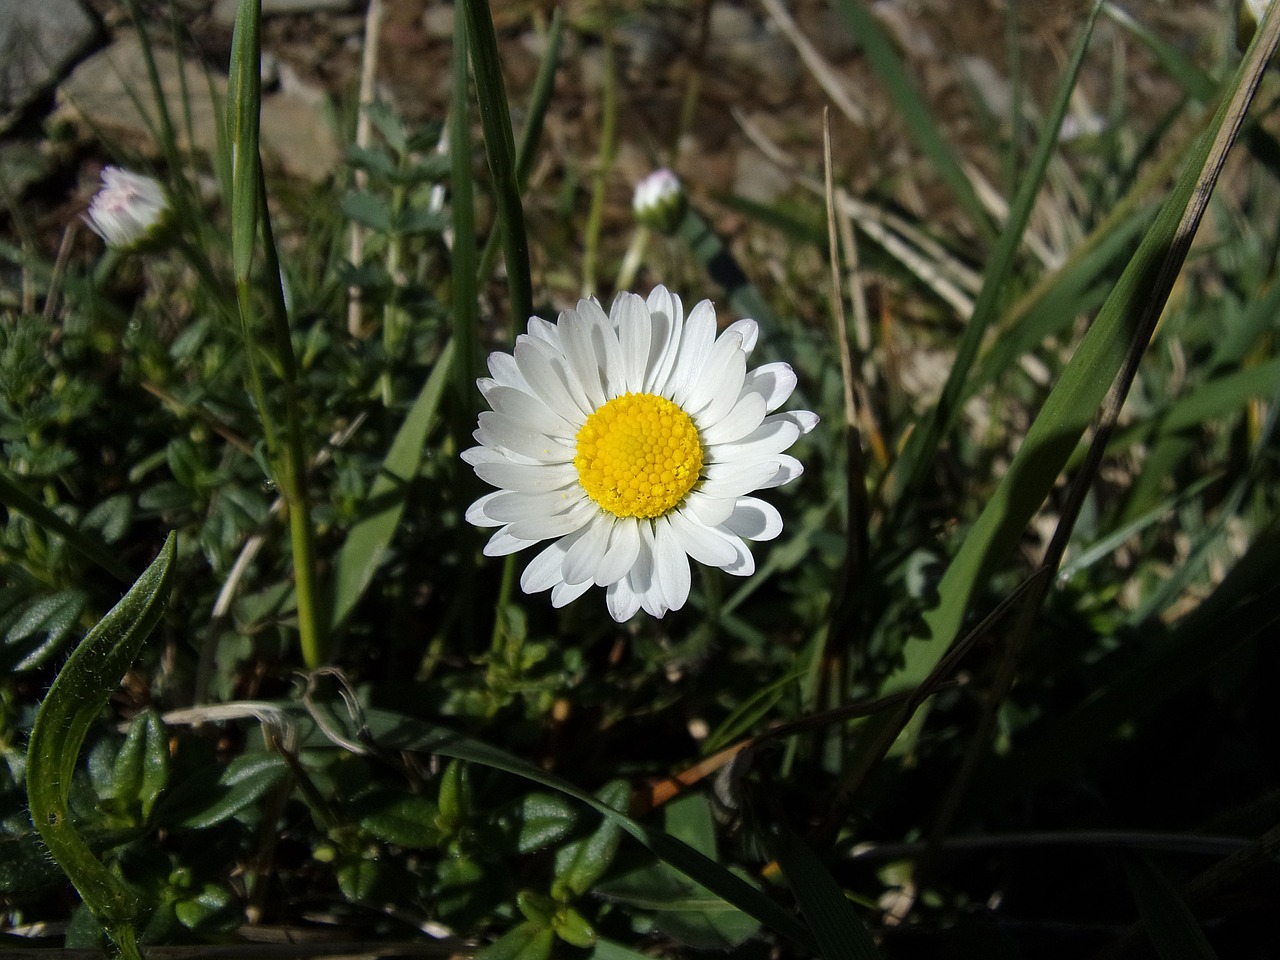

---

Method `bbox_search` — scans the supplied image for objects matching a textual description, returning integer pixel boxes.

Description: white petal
[680,328,743,415]
[483,385,577,439]
[560,305,608,409]
[477,412,576,462]
[606,576,643,622]
[665,299,716,404]
[741,362,797,413]
[699,393,766,447]
[562,515,614,585]
[685,490,737,527]
[784,409,820,435]
[720,535,755,576]
[686,333,747,422]
[487,351,530,391]
[465,491,506,527]
[527,316,560,345]
[652,517,692,614]
[596,518,641,586]
[645,286,684,393]
[483,527,539,557]
[723,318,758,356]
[758,455,805,489]
[722,497,783,541]
[521,527,589,593]
[699,460,783,499]
[668,509,738,567]
[614,292,651,394]
[508,502,595,541]
[515,337,592,421]
[551,577,594,608]
[482,489,583,522]
[473,460,579,494]
[708,417,801,464]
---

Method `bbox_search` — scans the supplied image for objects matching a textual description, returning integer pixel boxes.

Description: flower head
[462,286,817,621]
[632,169,687,234]
[85,166,170,250]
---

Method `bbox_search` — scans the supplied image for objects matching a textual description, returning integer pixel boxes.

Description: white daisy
[462,286,817,622]
[85,166,170,250]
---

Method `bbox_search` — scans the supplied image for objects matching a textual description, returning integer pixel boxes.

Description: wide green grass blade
[767,821,882,960]
[459,0,532,327]
[831,0,995,241]
[305,703,820,954]
[891,4,1280,690]
[26,533,176,960]
[886,0,1103,518]
[1123,856,1221,960]
[330,340,455,634]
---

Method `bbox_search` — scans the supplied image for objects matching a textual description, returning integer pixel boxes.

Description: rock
[0,139,55,196]
[55,32,340,182]
[212,0,359,28]
[0,0,101,131]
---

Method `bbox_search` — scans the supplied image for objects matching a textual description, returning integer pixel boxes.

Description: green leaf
[359,794,444,849]
[768,820,881,960]
[363,99,408,154]
[25,532,176,957]
[329,339,454,633]
[478,920,554,960]
[6,589,89,671]
[340,191,393,233]
[553,779,629,900]
[514,792,582,854]
[1123,856,1221,960]
[312,704,819,953]
[110,709,169,823]
[552,905,597,948]
[157,751,289,830]
[0,472,131,582]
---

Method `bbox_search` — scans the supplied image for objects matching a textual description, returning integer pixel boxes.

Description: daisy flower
[85,166,170,250]
[632,168,686,234]
[462,286,817,622]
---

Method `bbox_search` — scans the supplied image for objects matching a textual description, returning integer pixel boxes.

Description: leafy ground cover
[3,1,1280,958]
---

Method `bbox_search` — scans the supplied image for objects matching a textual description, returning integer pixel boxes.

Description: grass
[2,1,1280,957]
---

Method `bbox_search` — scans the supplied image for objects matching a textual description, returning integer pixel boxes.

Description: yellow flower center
[574,393,703,519]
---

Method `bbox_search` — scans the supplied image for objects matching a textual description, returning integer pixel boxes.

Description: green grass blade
[450,8,478,400]
[893,3,1280,690]
[26,533,176,960]
[831,0,995,241]
[1123,856,1221,960]
[459,0,532,327]
[477,11,562,285]
[307,703,820,954]
[767,821,882,960]
[227,0,261,284]
[330,340,455,633]
[886,0,1103,517]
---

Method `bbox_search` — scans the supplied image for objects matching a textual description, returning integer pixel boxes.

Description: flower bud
[85,166,171,251]
[632,168,687,235]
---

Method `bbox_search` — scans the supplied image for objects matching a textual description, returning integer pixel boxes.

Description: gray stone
[0,139,55,196]
[0,0,101,131]
[55,32,340,182]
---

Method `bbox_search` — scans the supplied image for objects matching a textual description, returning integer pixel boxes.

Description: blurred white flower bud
[632,168,687,235]
[85,167,170,250]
